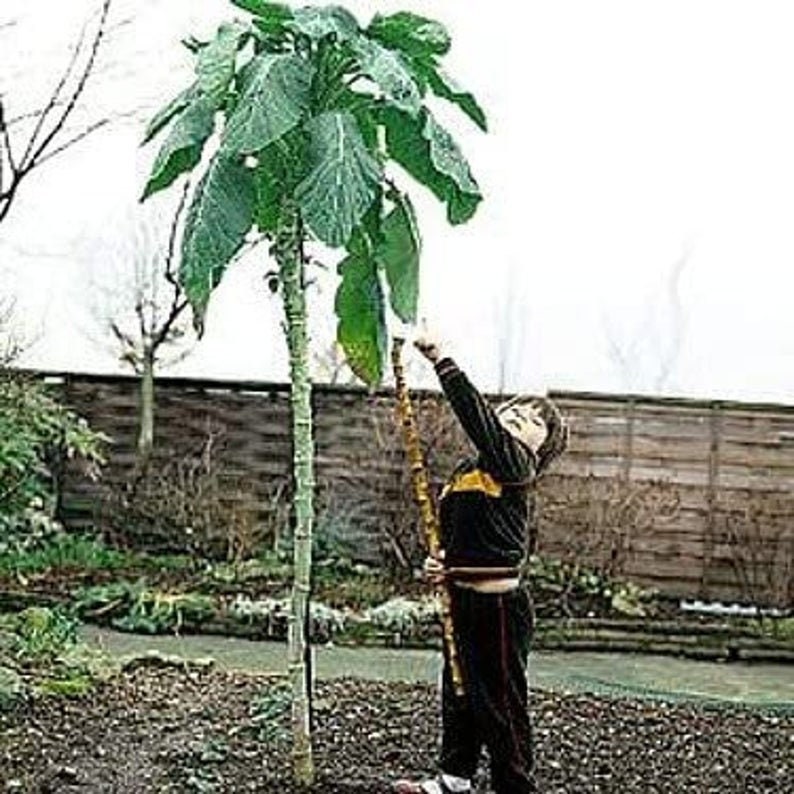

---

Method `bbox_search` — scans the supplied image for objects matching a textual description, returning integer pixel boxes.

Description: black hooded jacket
[434,357,538,571]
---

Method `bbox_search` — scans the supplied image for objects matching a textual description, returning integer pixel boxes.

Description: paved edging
[81,626,794,709]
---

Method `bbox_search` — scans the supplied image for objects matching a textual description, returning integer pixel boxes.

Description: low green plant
[8,606,78,659]
[35,673,94,697]
[74,581,215,634]
[363,596,439,639]
[205,550,293,585]
[0,533,133,578]
[247,677,291,744]
[0,606,115,701]
[198,737,230,764]
[229,595,347,641]
[73,580,146,620]
[526,554,657,618]
[760,616,794,641]
[112,591,215,634]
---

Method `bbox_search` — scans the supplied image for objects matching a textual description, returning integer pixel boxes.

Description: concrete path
[81,627,794,708]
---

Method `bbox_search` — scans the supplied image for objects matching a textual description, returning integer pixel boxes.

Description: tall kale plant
[140,1,486,783]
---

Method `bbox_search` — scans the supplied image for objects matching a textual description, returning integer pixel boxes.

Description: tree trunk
[276,203,315,786]
[137,348,155,467]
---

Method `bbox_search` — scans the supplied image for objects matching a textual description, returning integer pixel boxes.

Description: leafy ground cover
[1,535,792,657]
[0,664,790,793]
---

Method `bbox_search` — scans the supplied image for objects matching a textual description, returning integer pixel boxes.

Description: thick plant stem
[276,202,315,787]
[137,347,155,467]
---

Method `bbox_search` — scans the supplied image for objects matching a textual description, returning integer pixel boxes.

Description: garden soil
[1,663,791,793]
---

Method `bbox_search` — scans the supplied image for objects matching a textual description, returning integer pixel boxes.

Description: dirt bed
[0,666,790,793]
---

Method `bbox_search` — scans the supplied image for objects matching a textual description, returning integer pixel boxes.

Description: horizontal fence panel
[15,369,790,607]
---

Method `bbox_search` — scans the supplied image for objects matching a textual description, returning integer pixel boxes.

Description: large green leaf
[382,107,481,225]
[351,36,422,116]
[424,67,488,132]
[142,84,196,145]
[222,54,313,155]
[232,1,293,37]
[289,6,359,42]
[367,12,451,60]
[231,0,291,19]
[335,248,387,385]
[253,149,285,235]
[376,192,421,324]
[142,97,216,200]
[196,22,247,106]
[180,155,255,333]
[253,132,306,234]
[295,111,382,247]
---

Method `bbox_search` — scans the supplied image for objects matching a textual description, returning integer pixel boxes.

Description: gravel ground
[0,664,791,793]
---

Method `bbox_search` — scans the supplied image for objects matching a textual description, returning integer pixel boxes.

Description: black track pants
[440,585,535,794]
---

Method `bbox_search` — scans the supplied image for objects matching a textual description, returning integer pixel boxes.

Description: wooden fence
[32,370,794,607]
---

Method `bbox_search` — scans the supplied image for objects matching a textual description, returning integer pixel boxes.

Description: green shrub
[0,374,107,556]
[8,606,78,660]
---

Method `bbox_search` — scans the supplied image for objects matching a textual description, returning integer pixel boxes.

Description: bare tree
[604,240,693,393]
[311,339,357,386]
[0,0,112,224]
[0,293,23,368]
[88,186,194,464]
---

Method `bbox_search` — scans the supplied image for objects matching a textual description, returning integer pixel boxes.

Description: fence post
[701,402,723,599]
[620,398,636,482]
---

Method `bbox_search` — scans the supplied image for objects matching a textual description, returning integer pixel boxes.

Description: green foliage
[35,674,93,697]
[179,156,256,332]
[367,12,452,60]
[222,54,313,154]
[378,190,421,323]
[248,677,291,743]
[0,534,193,581]
[363,596,439,638]
[142,85,196,145]
[527,555,658,618]
[113,590,215,634]
[142,97,216,200]
[6,606,78,660]
[334,244,387,384]
[296,110,382,247]
[381,106,482,225]
[196,21,249,106]
[0,375,107,556]
[0,607,116,703]
[141,2,486,385]
[73,581,215,634]
[114,591,215,635]
[0,533,127,578]
[0,664,24,710]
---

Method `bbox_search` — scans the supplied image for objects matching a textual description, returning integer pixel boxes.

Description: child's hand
[414,321,442,363]
[423,550,446,585]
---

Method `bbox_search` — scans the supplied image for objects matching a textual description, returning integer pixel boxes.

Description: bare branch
[153,181,191,350]
[602,239,695,393]
[33,118,110,167]
[0,293,28,367]
[0,0,113,225]
[23,0,112,173]
[653,241,692,392]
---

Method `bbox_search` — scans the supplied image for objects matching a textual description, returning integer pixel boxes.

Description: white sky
[2,0,793,403]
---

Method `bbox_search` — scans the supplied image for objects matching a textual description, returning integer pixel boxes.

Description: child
[394,332,569,794]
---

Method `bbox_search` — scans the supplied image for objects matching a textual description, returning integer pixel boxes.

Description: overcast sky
[2,0,793,403]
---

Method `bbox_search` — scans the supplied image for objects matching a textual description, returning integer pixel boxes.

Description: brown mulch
[0,665,791,793]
